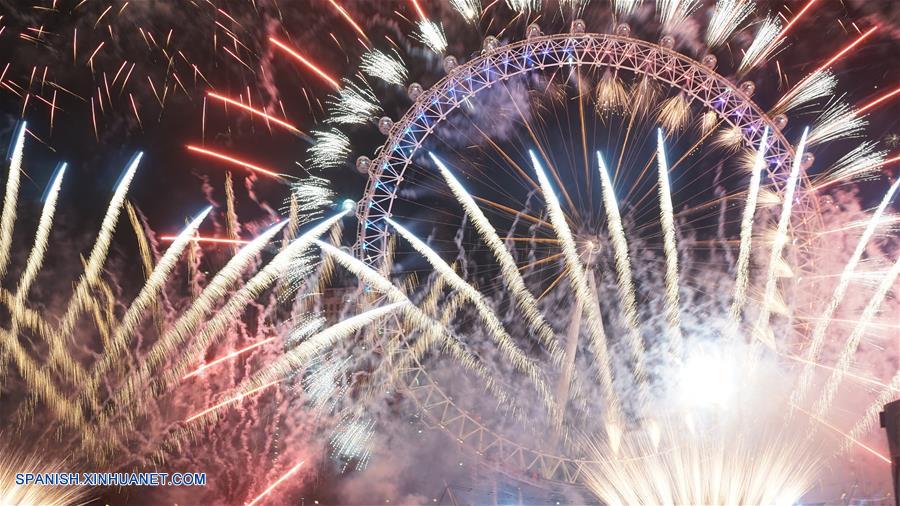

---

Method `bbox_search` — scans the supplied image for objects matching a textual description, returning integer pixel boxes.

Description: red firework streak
[857,86,900,114]
[269,37,341,91]
[812,26,878,75]
[206,91,303,134]
[186,145,283,179]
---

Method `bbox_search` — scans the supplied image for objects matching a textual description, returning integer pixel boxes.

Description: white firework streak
[164,211,347,386]
[814,141,887,189]
[529,150,624,438]
[729,127,769,326]
[773,70,836,114]
[0,122,25,277]
[612,0,640,18]
[387,218,559,418]
[705,0,755,48]
[14,164,66,302]
[327,79,382,125]
[808,99,866,146]
[657,0,700,32]
[416,20,448,54]
[450,0,482,23]
[738,16,783,74]
[104,220,289,433]
[85,206,214,397]
[794,178,899,402]
[596,152,650,360]
[315,240,515,412]
[49,152,142,383]
[248,302,405,388]
[814,253,900,417]
[753,127,809,349]
[430,152,563,366]
[359,49,408,87]
[655,131,685,359]
[309,128,351,170]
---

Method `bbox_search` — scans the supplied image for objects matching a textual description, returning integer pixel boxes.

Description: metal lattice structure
[402,360,596,485]
[355,32,811,487]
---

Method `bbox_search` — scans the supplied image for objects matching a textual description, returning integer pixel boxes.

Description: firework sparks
[450,0,482,23]
[812,26,878,76]
[185,380,281,423]
[359,49,408,87]
[814,252,900,417]
[416,20,448,54]
[597,151,648,359]
[738,16,783,74]
[326,79,382,126]
[308,128,352,170]
[657,0,701,32]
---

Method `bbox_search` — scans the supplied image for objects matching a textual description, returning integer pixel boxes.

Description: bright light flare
[679,350,736,408]
[186,145,283,179]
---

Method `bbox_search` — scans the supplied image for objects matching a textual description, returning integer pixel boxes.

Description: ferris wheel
[349,20,821,487]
